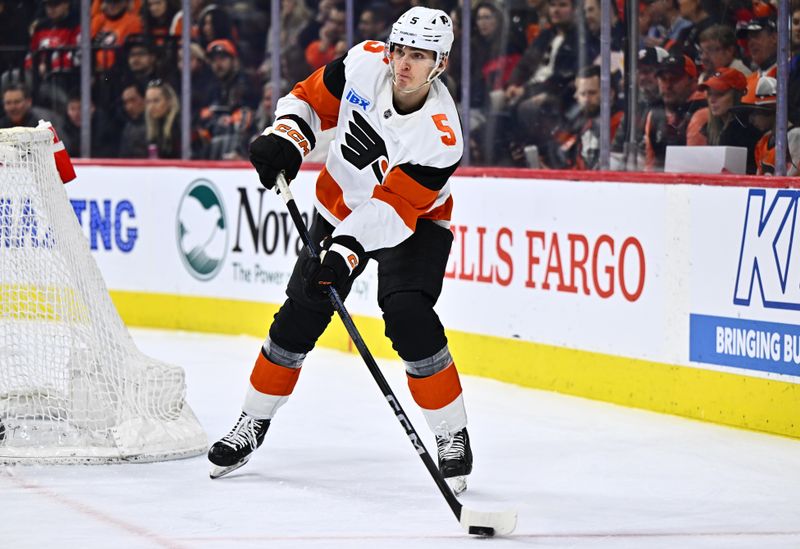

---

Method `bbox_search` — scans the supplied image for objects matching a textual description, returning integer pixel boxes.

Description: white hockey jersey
[273,40,463,252]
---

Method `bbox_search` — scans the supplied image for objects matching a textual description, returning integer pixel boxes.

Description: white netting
[0,127,207,463]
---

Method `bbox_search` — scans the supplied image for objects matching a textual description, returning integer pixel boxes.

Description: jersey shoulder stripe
[290,66,341,131]
[322,54,346,99]
[397,161,459,192]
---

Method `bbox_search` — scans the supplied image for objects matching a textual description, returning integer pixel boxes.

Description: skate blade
[209,456,251,479]
[447,475,467,496]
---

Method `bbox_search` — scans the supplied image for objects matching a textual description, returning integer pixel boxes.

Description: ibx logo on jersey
[341,111,388,182]
[345,88,371,111]
[733,189,800,310]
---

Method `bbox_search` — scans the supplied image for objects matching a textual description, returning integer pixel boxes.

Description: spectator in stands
[358,3,392,43]
[253,81,276,133]
[260,0,312,84]
[503,0,591,153]
[297,0,341,51]
[168,0,210,40]
[0,0,36,84]
[611,46,668,169]
[204,39,257,111]
[61,92,119,158]
[197,3,237,51]
[92,0,142,19]
[119,82,148,158]
[176,41,213,117]
[584,0,625,54]
[0,83,36,128]
[789,0,800,119]
[644,53,707,170]
[671,0,718,62]
[741,76,800,175]
[25,0,81,111]
[121,34,161,92]
[697,67,761,173]
[141,0,179,47]
[196,39,256,159]
[697,24,750,85]
[145,79,181,158]
[470,1,524,165]
[793,1,800,57]
[737,16,777,100]
[555,65,623,169]
[305,3,346,70]
[509,0,549,47]
[473,1,525,105]
[642,0,692,49]
[91,0,144,72]
[227,1,269,69]
[266,0,312,56]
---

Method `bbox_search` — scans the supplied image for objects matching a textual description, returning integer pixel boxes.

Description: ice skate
[437,427,472,496]
[208,412,270,479]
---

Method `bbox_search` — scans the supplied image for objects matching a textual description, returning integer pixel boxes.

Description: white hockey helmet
[386,6,454,84]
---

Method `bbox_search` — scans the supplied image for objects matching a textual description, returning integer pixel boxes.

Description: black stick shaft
[277,178,463,521]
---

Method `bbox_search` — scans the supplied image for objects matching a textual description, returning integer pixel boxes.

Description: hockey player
[208,6,472,494]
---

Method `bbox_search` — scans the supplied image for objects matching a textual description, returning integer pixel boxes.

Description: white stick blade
[460,507,517,537]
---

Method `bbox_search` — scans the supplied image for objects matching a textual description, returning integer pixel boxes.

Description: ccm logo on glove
[273,122,310,157]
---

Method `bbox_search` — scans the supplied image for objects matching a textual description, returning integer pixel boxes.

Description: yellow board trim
[110,291,800,439]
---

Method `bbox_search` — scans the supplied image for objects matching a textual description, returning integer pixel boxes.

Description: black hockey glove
[303,235,365,300]
[249,119,311,190]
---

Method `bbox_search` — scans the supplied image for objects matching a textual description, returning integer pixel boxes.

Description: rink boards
[66,162,800,438]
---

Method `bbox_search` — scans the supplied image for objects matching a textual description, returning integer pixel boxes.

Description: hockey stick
[275,173,517,537]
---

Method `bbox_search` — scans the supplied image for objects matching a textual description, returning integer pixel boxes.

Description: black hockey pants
[269,212,454,362]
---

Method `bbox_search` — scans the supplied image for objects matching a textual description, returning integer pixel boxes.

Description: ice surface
[3,328,800,548]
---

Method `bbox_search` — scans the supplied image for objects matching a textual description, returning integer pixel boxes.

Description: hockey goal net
[0,127,206,463]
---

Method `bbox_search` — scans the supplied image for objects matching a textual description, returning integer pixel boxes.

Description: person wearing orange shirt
[91,0,143,71]
[305,4,345,70]
[741,76,800,175]
[736,16,778,104]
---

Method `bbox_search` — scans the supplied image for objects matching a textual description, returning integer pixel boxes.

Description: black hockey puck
[468,526,495,537]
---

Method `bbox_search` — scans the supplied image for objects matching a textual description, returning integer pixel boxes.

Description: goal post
[0,126,207,463]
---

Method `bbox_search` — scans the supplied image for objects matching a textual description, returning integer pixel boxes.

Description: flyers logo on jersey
[341,111,388,182]
[345,89,371,111]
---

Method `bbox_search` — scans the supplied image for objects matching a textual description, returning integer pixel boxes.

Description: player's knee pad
[381,291,447,362]
[270,297,334,354]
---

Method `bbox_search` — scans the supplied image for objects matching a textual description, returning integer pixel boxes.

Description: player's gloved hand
[249,118,310,190]
[303,235,365,300]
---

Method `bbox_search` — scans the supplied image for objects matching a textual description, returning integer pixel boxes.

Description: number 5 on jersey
[432,114,457,147]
